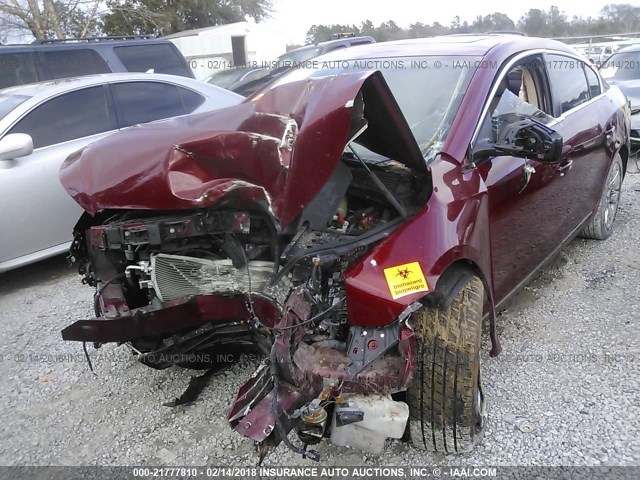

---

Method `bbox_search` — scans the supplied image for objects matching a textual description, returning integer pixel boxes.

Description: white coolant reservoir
[330,394,409,454]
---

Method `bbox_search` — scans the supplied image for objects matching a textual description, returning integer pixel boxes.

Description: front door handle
[558,159,573,176]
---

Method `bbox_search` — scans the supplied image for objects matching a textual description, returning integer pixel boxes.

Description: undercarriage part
[270,344,321,461]
[330,394,409,455]
[136,320,254,369]
[62,294,281,344]
[347,324,400,375]
[163,368,226,407]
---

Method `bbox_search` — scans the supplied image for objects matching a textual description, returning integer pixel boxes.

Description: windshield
[277,47,323,68]
[207,69,249,89]
[0,94,30,119]
[600,52,640,81]
[307,56,480,158]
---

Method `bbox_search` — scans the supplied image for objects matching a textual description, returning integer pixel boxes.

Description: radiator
[150,253,274,302]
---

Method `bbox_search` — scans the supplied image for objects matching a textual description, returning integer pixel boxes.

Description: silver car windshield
[310,56,480,158]
[0,94,30,119]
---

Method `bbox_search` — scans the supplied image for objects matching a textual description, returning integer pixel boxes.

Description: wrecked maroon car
[59,35,630,459]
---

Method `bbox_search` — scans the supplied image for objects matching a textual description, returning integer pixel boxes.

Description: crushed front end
[60,71,433,459]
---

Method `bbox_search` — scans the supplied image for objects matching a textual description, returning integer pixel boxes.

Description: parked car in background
[232,36,376,96]
[59,35,630,459]
[600,44,640,154]
[580,44,618,66]
[0,36,193,90]
[206,66,268,91]
[0,73,242,273]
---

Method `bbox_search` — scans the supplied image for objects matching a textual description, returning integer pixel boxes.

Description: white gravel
[0,171,639,468]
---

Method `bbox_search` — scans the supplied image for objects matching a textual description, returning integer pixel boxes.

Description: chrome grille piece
[150,253,274,302]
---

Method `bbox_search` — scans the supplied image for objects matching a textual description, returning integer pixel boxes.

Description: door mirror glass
[0,133,33,162]
[474,114,562,164]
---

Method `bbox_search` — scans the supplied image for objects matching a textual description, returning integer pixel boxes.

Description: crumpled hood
[60,70,425,229]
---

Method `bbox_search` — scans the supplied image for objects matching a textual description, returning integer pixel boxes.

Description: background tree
[305,23,360,44]
[471,13,516,32]
[0,0,102,40]
[102,0,272,37]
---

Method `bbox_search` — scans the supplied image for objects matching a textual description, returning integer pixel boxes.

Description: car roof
[0,38,174,52]
[0,72,211,98]
[613,44,640,54]
[314,36,375,47]
[318,34,577,60]
[285,36,375,55]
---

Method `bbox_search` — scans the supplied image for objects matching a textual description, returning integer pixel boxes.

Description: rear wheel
[581,154,623,240]
[407,275,485,454]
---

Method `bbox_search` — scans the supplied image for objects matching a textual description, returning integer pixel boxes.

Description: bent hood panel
[60,71,425,229]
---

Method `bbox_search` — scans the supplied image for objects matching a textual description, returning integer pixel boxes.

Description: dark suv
[0,36,193,89]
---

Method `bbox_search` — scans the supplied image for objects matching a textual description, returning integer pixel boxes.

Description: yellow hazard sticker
[383,262,430,300]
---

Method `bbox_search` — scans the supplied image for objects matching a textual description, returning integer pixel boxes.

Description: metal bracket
[347,324,399,375]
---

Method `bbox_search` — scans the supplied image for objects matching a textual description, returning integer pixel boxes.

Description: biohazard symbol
[383,262,429,300]
[396,267,411,280]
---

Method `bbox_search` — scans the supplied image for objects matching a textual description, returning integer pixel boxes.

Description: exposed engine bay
[61,73,434,460]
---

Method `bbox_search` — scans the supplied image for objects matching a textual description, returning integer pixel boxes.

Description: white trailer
[165,22,288,81]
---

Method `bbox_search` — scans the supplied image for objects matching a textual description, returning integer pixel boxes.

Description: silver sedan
[0,73,243,272]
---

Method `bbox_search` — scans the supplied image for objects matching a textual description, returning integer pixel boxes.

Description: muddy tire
[407,275,485,454]
[581,154,623,240]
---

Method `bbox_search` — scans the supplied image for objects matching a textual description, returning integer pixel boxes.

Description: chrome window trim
[470,48,605,149]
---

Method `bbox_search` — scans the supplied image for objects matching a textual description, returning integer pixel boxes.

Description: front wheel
[407,275,486,454]
[580,153,623,240]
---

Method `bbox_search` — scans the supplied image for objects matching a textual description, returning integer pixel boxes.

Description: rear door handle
[558,160,573,176]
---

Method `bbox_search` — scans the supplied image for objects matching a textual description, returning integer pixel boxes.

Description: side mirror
[0,133,34,166]
[473,116,562,164]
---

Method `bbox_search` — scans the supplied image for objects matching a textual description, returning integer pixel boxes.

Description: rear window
[113,44,191,77]
[546,55,590,114]
[0,52,39,89]
[41,49,110,79]
[111,81,186,127]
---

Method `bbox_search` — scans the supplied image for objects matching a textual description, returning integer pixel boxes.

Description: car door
[0,85,117,266]
[544,54,613,231]
[109,81,203,128]
[473,54,575,304]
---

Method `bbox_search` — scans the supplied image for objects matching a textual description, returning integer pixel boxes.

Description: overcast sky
[262,0,608,44]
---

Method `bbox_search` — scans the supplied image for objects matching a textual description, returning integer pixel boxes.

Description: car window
[546,54,590,115]
[7,86,115,149]
[111,81,186,128]
[0,52,39,89]
[40,49,110,79]
[477,60,554,143]
[179,87,205,113]
[113,44,191,77]
[584,66,601,98]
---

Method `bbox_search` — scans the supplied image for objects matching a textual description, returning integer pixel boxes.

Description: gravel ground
[0,171,639,469]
